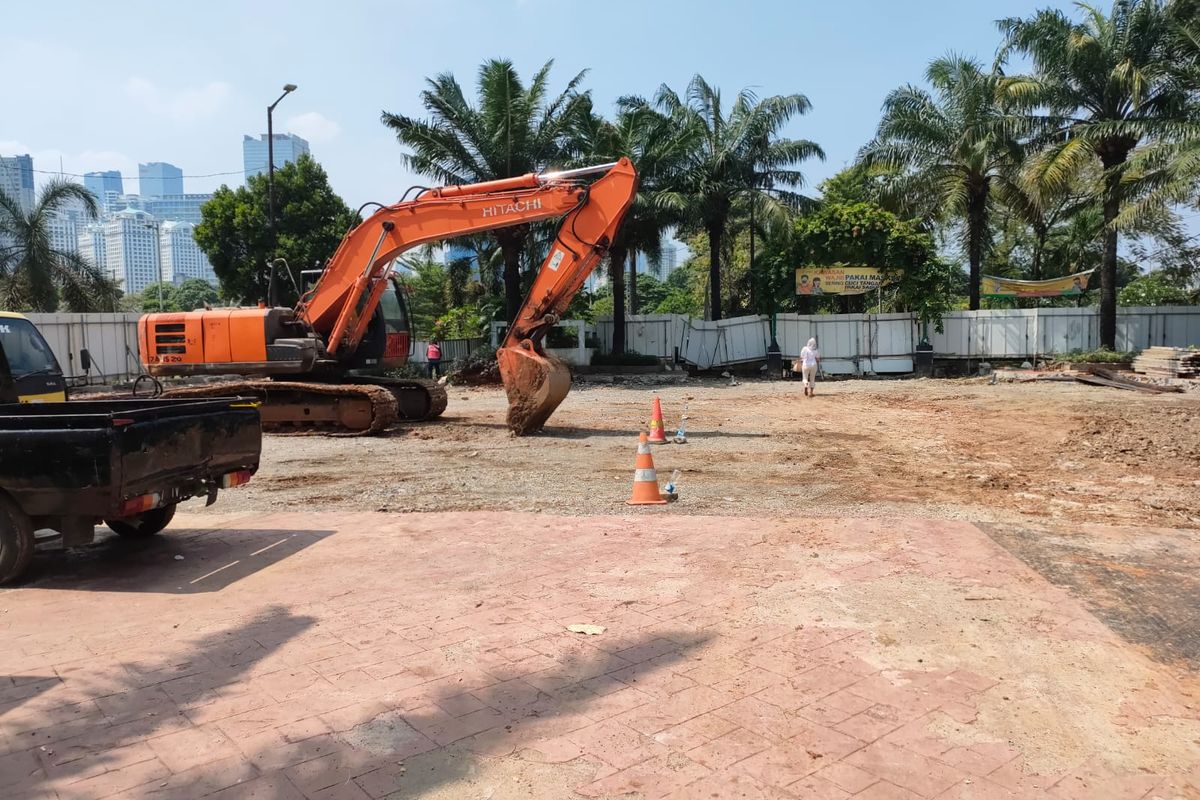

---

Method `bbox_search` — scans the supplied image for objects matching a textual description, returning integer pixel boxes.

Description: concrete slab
[1,512,1197,799]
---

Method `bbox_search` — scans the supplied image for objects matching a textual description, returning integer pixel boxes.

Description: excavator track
[347,377,448,422]
[155,381,402,435]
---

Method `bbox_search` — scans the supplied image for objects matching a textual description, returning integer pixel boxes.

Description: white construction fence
[597,306,1200,374]
[24,313,144,383]
[17,306,1200,383]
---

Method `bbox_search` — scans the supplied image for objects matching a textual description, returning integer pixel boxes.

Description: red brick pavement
[0,512,1197,799]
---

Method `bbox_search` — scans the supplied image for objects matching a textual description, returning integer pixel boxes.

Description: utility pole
[266,83,297,256]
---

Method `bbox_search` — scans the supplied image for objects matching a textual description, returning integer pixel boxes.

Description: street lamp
[139,219,164,311]
[266,83,297,258]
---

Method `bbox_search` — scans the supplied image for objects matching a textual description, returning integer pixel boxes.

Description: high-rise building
[242,133,310,179]
[139,162,184,198]
[103,209,161,293]
[160,221,216,287]
[145,194,213,225]
[78,223,107,276]
[0,154,35,214]
[46,212,79,256]
[83,170,124,204]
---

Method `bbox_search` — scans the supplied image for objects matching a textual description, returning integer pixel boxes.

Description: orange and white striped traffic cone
[647,396,668,444]
[627,432,668,505]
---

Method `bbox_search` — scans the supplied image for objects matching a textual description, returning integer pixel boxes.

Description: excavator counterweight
[138,158,638,435]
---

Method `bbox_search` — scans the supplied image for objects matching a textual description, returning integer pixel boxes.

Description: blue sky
[3,0,1073,209]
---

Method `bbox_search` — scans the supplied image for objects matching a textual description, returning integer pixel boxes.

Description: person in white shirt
[798,338,820,397]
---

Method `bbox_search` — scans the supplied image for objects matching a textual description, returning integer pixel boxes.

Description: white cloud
[284,111,341,143]
[124,77,233,123]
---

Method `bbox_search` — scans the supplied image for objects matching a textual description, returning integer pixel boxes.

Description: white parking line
[190,560,241,585]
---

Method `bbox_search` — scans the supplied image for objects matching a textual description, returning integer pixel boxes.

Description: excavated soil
[202,377,1200,530]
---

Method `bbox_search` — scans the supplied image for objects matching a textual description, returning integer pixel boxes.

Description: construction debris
[1134,347,1200,379]
[1080,366,1184,394]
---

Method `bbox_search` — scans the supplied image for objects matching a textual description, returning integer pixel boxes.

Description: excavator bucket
[497,344,572,435]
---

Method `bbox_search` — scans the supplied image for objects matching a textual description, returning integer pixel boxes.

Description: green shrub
[591,350,661,366]
[1056,347,1135,364]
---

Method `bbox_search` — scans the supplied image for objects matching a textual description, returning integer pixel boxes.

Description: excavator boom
[497,159,637,432]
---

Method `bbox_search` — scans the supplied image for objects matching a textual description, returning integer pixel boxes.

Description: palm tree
[382,59,592,325]
[650,75,823,320]
[997,0,1194,347]
[0,180,120,312]
[1113,5,1200,229]
[574,102,694,352]
[860,55,1022,309]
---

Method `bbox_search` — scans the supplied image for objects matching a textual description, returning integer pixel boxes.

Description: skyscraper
[139,162,183,198]
[0,154,35,214]
[242,133,310,179]
[83,170,124,203]
[145,194,213,225]
[160,221,216,287]
[103,209,161,293]
[46,213,79,256]
[78,224,107,276]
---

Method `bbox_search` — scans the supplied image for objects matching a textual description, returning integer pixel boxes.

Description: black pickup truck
[0,315,262,584]
[0,398,262,583]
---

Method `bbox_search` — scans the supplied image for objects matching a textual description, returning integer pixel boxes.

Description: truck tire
[0,494,35,585]
[105,504,177,539]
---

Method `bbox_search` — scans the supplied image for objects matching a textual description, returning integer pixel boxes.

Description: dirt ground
[202,377,1200,531]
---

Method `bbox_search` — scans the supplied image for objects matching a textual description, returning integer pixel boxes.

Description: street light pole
[142,219,164,310]
[266,83,297,260]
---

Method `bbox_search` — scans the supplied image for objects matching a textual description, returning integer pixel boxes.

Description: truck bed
[0,397,262,518]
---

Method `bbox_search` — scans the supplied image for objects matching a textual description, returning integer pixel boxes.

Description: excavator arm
[295,157,637,433]
[497,160,637,432]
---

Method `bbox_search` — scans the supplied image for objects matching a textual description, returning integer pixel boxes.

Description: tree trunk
[1031,224,1046,283]
[966,183,988,311]
[707,224,723,321]
[628,250,638,316]
[1099,160,1124,350]
[501,244,523,326]
[610,247,627,356]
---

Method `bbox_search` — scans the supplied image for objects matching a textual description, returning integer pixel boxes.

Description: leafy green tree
[175,278,220,311]
[0,181,120,312]
[382,59,591,325]
[433,305,489,339]
[650,75,823,320]
[395,258,450,339]
[139,282,178,312]
[998,0,1195,347]
[860,55,1022,310]
[1119,271,1195,305]
[194,155,357,305]
[788,200,961,329]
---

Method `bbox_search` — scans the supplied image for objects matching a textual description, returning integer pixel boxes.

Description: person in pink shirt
[426,340,442,379]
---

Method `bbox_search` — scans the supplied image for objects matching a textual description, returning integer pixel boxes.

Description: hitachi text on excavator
[137,158,637,435]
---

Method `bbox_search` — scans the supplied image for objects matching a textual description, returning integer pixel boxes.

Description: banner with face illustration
[795,267,884,296]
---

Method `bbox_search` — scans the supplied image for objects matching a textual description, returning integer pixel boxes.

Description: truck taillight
[119,492,162,516]
[220,470,252,489]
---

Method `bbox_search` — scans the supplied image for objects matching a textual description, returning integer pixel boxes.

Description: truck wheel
[0,494,35,585]
[105,504,178,539]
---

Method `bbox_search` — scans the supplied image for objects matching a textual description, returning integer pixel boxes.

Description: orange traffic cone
[647,396,668,444]
[627,432,668,505]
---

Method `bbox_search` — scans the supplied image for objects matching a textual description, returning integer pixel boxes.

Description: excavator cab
[342,275,413,374]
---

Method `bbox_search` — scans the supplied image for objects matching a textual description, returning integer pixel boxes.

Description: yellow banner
[982,269,1094,298]
[795,266,884,296]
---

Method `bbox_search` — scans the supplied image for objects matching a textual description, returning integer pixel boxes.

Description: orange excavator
[138,158,637,435]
